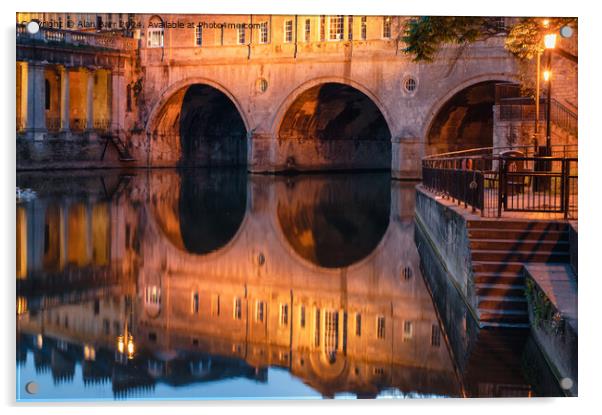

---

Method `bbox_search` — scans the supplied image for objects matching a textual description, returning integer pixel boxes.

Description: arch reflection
[276,173,390,268]
[152,170,247,255]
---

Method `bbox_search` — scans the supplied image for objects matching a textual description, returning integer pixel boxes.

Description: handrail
[422,151,578,219]
[424,144,578,160]
[498,98,578,135]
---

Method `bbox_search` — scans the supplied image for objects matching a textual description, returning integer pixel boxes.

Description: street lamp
[534,20,552,149]
[543,33,556,152]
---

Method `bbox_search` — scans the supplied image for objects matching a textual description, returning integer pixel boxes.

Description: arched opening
[277,82,392,170]
[150,170,247,255]
[150,83,247,167]
[277,173,390,268]
[427,81,501,155]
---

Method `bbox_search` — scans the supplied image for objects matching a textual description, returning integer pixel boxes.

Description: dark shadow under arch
[427,81,503,155]
[277,82,392,170]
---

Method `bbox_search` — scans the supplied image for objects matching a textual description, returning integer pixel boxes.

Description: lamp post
[543,32,557,153]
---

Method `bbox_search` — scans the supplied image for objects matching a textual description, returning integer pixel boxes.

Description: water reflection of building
[17,170,460,398]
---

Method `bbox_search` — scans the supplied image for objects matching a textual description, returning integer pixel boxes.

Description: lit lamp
[116,322,135,360]
[544,33,557,152]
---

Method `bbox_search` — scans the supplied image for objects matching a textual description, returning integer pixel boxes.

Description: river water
[16,169,559,401]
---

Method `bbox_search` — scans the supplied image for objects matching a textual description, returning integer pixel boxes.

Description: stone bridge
[16,14,520,178]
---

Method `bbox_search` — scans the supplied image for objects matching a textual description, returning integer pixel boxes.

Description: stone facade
[17,14,528,177]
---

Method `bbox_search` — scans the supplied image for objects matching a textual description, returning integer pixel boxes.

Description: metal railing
[422,146,578,219]
[498,98,578,136]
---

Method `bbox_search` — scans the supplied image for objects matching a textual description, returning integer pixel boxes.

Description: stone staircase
[468,220,570,328]
[100,133,136,162]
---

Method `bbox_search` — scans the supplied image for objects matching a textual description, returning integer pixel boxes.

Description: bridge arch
[422,73,519,155]
[146,77,250,166]
[270,77,394,171]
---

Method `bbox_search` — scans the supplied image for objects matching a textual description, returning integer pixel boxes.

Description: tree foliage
[401,16,577,63]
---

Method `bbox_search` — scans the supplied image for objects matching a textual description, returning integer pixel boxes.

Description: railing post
[563,158,570,220]
[497,158,504,218]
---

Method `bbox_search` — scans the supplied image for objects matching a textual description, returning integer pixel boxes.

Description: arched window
[45,79,51,110]
[147,15,164,48]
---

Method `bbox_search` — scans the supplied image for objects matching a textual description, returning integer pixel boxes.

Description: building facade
[16,13,577,177]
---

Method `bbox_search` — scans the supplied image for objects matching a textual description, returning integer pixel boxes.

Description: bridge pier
[391,137,423,180]
[247,132,275,173]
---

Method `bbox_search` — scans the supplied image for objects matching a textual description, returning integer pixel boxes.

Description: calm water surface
[16,169,555,401]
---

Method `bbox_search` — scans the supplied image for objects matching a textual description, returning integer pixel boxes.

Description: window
[43,223,50,253]
[324,311,339,360]
[113,321,120,336]
[195,24,202,46]
[360,16,367,40]
[348,16,353,40]
[44,79,50,110]
[284,20,293,43]
[280,303,289,325]
[377,316,385,339]
[355,313,362,336]
[431,324,441,347]
[260,22,269,44]
[237,27,246,44]
[145,286,161,305]
[403,77,417,94]
[382,16,392,39]
[300,305,306,328]
[234,297,242,320]
[192,292,199,314]
[403,265,413,280]
[320,15,326,41]
[304,19,311,42]
[93,299,100,315]
[256,300,265,323]
[314,309,321,346]
[147,28,164,47]
[211,294,220,316]
[329,15,344,40]
[103,319,110,335]
[403,321,413,341]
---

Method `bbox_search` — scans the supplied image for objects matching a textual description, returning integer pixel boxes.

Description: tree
[402,17,576,62]
[401,17,577,95]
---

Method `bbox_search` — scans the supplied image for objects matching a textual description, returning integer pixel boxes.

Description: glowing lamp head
[117,336,125,354]
[542,19,550,28]
[127,338,135,358]
[544,33,557,49]
[543,70,551,82]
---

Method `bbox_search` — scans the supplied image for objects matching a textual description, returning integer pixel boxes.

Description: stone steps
[468,219,571,328]
[474,272,525,285]
[471,249,570,263]
[467,220,569,231]
[470,239,569,252]
[475,283,525,297]
[468,229,568,241]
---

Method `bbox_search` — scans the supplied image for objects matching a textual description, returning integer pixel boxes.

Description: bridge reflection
[17,170,464,398]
